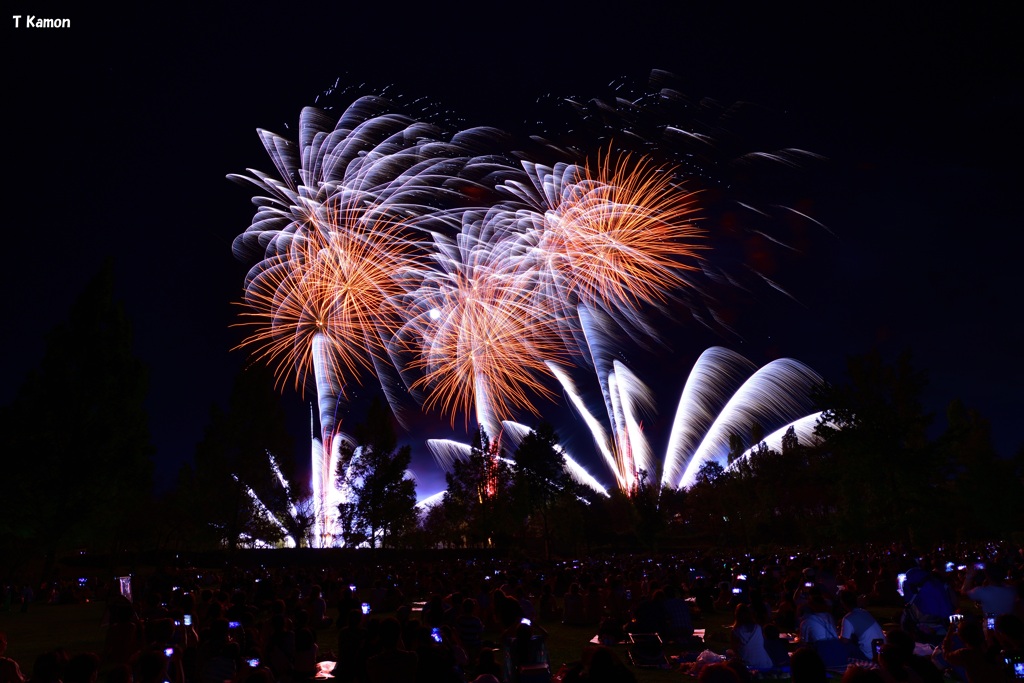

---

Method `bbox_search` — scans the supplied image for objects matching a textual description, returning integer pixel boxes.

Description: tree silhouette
[440,428,513,548]
[0,261,153,568]
[813,349,934,541]
[337,398,417,548]
[511,422,571,558]
[177,363,302,549]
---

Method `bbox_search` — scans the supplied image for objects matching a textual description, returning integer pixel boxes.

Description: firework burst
[234,203,425,396]
[394,207,573,437]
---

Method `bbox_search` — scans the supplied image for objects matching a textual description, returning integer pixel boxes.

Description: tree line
[2,265,1022,579]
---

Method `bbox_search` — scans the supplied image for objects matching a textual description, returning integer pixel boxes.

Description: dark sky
[8,3,1022,498]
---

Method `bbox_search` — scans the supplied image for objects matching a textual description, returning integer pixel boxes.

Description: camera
[361,603,371,615]
[521,617,531,626]
[804,581,814,588]
[431,627,442,643]
[247,658,260,668]
[732,588,743,595]
[349,584,357,593]
[949,614,964,624]
[987,614,997,631]
[945,562,955,573]
[164,647,174,658]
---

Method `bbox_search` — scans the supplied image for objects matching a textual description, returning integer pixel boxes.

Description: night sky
[8,3,1022,498]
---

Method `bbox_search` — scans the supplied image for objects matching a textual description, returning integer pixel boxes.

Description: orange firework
[537,149,706,312]
[396,215,572,435]
[235,200,424,396]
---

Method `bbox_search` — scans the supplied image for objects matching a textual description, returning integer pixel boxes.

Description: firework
[554,309,824,494]
[673,352,825,488]
[502,150,706,342]
[228,79,828,528]
[230,97,500,545]
[234,204,425,396]
[394,207,572,438]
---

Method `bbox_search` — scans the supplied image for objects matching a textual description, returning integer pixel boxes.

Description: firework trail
[552,307,824,494]
[670,348,824,489]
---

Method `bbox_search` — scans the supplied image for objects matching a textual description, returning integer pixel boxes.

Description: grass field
[0,601,108,671]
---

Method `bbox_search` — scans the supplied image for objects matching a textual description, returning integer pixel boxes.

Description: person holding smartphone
[838,590,885,661]
[942,617,1006,683]
[961,566,1016,618]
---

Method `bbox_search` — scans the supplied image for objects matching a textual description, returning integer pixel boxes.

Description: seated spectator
[838,590,885,661]
[565,645,636,683]
[962,566,1016,617]
[562,584,587,626]
[626,590,665,637]
[290,627,317,683]
[799,595,838,644]
[196,619,240,683]
[799,597,850,670]
[789,646,827,683]
[305,585,332,629]
[696,661,741,683]
[454,598,484,664]
[499,618,548,683]
[761,624,791,669]
[661,585,695,645]
[729,604,774,671]
[0,632,26,683]
[941,617,1006,683]
[839,665,884,682]
[474,648,502,681]
[884,628,944,683]
[993,613,1024,662]
[30,651,66,683]
[538,584,560,623]
[64,653,100,683]
[102,599,141,668]
[901,568,956,645]
[365,617,416,683]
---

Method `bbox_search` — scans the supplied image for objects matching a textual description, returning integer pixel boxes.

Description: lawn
[0,601,108,672]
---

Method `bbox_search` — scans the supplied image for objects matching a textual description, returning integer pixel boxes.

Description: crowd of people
[1,540,1022,683]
